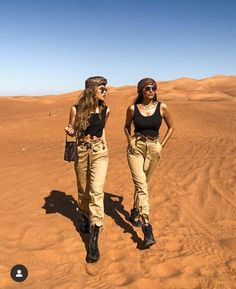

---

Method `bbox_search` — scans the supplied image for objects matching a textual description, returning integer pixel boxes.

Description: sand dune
[158,75,236,101]
[0,76,236,288]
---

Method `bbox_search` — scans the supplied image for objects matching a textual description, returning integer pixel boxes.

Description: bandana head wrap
[137,78,157,93]
[85,76,107,89]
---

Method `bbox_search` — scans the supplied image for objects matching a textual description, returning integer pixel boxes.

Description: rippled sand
[0,76,236,289]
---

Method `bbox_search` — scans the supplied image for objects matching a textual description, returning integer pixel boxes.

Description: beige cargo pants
[127,136,162,219]
[74,140,109,227]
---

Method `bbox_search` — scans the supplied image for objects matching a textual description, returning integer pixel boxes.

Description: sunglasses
[99,87,107,93]
[144,85,156,92]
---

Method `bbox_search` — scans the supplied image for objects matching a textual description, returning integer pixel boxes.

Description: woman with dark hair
[124,78,174,248]
[64,76,110,262]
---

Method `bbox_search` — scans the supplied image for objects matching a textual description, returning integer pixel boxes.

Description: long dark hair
[75,86,105,135]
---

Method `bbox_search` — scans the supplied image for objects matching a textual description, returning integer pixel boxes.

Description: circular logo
[10,264,28,282]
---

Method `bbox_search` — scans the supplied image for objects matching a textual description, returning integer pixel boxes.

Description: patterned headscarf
[137,78,157,93]
[85,76,107,89]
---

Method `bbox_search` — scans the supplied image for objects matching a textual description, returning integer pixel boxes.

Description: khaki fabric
[127,137,162,218]
[74,140,108,227]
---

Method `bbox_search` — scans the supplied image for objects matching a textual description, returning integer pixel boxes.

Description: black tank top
[133,102,162,137]
[84,106,107,137]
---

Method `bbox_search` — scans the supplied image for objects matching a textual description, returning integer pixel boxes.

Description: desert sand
[0,75,236,289]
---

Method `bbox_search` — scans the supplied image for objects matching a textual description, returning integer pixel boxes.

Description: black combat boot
[80,214,90,234]
[129,208,142,227]
[142,223,156,247]
[86,224,101,263]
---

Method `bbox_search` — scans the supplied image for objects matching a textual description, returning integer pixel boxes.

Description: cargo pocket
[96,142,108,157]
[128,138,139,155]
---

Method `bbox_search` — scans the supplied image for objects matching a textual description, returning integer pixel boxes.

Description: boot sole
[86,254,100,263]
[144,240,156,248]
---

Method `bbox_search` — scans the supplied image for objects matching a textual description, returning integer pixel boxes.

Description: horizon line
[0,74,235,97]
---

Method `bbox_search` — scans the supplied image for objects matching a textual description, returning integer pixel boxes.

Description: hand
[64,124,75,136]
[128,141,139,155]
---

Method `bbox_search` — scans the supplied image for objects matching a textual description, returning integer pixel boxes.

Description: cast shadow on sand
[42,190,146,250]
[42,190,90,252]
[104,192,145,250]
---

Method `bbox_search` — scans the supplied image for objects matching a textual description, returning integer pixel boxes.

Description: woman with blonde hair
[65,76,110,262]
[124,77,174,248]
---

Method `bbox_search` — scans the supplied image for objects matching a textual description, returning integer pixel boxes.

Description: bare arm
[160,103,175,148]
[124,105,134,145]
[64,106,77,136]
[102,107,110,145]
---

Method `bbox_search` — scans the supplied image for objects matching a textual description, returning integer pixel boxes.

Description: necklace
[141,101,157,110]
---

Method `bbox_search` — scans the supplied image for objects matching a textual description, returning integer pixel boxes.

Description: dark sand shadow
[42,190,89,252]
[42,190,146,251]
[104,192,146,250]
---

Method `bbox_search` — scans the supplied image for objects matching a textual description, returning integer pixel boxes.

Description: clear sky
[0,0,235,95]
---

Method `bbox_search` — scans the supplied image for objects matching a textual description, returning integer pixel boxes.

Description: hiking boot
[80,214,90,234]
[86,224,101,263]
[129,208,142,227]
[142,223,156,247]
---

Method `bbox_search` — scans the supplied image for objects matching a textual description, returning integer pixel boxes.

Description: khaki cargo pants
[127,136,162,219]
[74,140,109,227]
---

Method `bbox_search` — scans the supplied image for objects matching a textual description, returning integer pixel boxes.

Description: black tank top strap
[157,101,161,113]
[134,103,143,117]
[134,103,137,115]
[102,105,108,116]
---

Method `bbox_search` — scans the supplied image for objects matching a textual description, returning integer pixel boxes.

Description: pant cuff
[90,220,103,227]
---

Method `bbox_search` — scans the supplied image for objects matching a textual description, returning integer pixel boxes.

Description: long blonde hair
[74,86,105,136]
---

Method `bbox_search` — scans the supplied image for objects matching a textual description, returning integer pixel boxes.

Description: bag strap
[74,105,79,142]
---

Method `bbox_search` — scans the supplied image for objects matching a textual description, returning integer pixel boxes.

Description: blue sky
[0,0,235,95]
